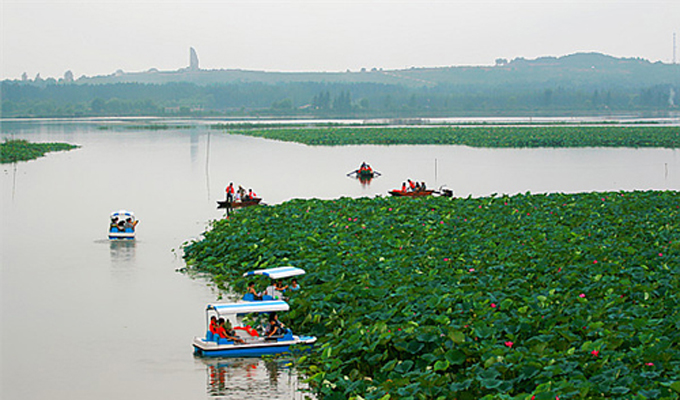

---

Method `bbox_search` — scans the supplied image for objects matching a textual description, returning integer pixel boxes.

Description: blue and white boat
[192,300,317,358]
[108,210,138,240]
[242,266,305,301]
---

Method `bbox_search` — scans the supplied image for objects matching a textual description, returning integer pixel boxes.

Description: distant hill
[74,53,679,89]
[3,53,678,118]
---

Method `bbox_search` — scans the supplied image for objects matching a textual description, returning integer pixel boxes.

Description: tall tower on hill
[189,47,199,70]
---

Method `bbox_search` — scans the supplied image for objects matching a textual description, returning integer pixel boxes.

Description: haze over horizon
[1,0,678,80]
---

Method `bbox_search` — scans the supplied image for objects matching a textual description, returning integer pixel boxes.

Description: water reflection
[109,239,137,265]
[198,357,314,399]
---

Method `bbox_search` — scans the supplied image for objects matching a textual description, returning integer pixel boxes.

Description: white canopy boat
[192,300,316,357]
[242,266,306,301]
[108,210,138,239]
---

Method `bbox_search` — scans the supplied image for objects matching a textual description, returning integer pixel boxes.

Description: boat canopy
[242,266,305,280]
[111,210,135,220]
[207,300,290,315]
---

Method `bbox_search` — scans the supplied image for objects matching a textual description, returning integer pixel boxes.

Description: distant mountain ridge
[72,52,678,89]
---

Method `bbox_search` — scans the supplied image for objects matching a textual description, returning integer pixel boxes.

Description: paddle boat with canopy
[108,210,138,239]
[242,266,305,301]
[192,300,317,357]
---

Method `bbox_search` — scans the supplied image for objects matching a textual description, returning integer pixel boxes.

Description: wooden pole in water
[435,158,438,182]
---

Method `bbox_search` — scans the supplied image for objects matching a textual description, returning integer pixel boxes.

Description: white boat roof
[111,210,135,218]
[242,266,305,280]
[207,300,290,315]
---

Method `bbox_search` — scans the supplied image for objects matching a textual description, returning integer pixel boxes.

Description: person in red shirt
[401,182,407,193]
[247,189,257,200]
[216,318,244,343]
[209,316,219,335]
[225,183,235,202]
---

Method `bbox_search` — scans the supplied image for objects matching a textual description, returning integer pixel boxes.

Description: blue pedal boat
[108,210,138,240]
[241,266,306,301]
[192,300,316,358]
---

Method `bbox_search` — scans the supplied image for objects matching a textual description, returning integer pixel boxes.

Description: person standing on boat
[225,183,235,202]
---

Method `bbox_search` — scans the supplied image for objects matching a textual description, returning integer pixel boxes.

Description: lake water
[1,119,679,400]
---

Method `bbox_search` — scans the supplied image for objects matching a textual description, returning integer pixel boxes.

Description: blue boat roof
[207,300,289,315]
[242,266,305,280]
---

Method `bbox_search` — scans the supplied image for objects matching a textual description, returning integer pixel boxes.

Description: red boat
[389,190,435,197]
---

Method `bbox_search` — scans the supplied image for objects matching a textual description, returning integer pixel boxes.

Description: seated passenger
[275,279,288,292]
[247,281,262,300]
[265,313,284,339]
[289,278,300,291]
[216,318,244,344]
[209,316,219,335]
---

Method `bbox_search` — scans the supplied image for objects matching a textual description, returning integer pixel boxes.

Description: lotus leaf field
[0,139,79,164]
[224,126,680,148]
[183,191,680,399]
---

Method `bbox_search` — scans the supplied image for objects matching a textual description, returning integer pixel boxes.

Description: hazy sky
[1,0,678,80]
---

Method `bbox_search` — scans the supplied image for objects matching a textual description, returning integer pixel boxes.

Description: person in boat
[124,218,135,231]
[275,279,288,292]
[265,313,284,339]
[209,316,219,335]
[421,182,427,191]
[237,186,246,201]
[401,182,407,193]
[225,182,235,202]
[247,189,257,200]
[247,281,262,300]
[217,318,245,344]
[414,182,421,192]
[408,179,416,192]
[110,216,119,231]
[289,279,300,291]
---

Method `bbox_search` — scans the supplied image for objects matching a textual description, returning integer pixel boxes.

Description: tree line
[2,80,677,118]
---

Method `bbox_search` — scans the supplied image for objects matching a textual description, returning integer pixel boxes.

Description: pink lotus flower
[591,350,599,357]
[443,258,449,262]
[659,253,663,257]
[388,208,392,211]
[469,268,475,272]
[579,293,586,298]
[491,303,497,308]
[645,362,654,366]
[593,260,598,264]
[504,341,513,348]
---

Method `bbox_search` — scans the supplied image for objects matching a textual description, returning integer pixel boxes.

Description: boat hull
[193,335,316,357]
[389,190,435,197]
[217,198,262,209]
[109,231,135,239]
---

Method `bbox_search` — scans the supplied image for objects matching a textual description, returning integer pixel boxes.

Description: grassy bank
[220,126,680,148]
[0,139,79,163]
[183,191,680,399]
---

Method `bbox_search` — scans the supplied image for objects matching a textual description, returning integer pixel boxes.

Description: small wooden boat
[217,198,262,209]
[358,169,374,178]
[389,190,435,197]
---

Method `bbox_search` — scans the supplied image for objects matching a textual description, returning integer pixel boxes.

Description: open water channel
[1,119,679,400]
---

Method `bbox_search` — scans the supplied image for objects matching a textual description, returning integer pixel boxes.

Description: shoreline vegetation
[0,139,79,164]
[219,126,680,148]
[182,191,679,399]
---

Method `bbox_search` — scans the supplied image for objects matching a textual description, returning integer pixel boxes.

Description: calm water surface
[1,120,678,400]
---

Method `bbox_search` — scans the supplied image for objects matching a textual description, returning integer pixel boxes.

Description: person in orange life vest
[226,183,235,202]
[408,179,416,191]
[401,182,407,193]
[209,316,219,335]
[247,189,257,200]
[216,318,244,343]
